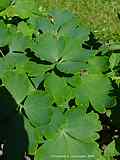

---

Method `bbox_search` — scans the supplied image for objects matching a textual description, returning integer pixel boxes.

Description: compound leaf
[35,109,101,160]
[73,74,114,112]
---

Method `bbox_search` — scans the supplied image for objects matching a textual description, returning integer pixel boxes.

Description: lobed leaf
[35,109,101,160]
[23,92,53,127]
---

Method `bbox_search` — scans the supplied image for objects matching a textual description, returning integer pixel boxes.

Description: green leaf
[3,71,33,103]
[5,53,28,69]
[0,53,28,78]
[0,58,9,78]
[72,74,114,112]
[0,5,16,17]
[0,27,10,47]
[10,33,31,52]
[104,140,119,160]
[49,9,74,29]
[35,137,100,160]
[88,56,109,73]
[57,38,92,74]
[57,61,87,74]
[29,16,55,33]
[0,0,10,11]
[60,37,91,61]
[40,108,65,139]
[35,109,101,160]
[0,6,117,159]
[17,22,34,38]
[31,34,61,63]
[23,62,53,89]
[15,0,36,18]
[59,19,90,41]
[109,53,120,70]
[44,73,72,106]
[24,117,43,154]
[24,61,52,77]
[23,92,52,127]
[65,110,101,141]
[30,13,91,71]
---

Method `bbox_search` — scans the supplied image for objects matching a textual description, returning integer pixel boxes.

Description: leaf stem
[0,49,5,58]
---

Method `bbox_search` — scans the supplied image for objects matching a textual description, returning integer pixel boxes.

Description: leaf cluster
[0,0,119,160]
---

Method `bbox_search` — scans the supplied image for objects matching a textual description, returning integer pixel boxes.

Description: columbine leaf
[44,73,72,106]
[57,61,87,74]
[57,38,92,74]
[15,0,36,18]
[3,71,33,103]
[65,109,101,141]
[35,136,100,160]
[5,53,28,69]
[0,58,9,78]
[49,9,74,29]
[0,26,10,47]
[29,16,55,33]
[24,117,43,155]
[39,108,65,139]
[17,22,34,38]
[24,62,53,89]
[59,19,90,41]
[31,34,61,63]
[30,12,91,74]
[72,74,114,112]
[23,92,52,127]
[35,109,101,160]
[24,61,52,77]
[60,38,91,61]
[0,53,28,78]
[9,33,31,52]
[88,56,109,73]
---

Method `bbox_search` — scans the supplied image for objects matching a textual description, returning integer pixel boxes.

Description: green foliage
[0,0,120,159]
[35,110,101,160]
[0,0,10,11]
[38,0,120,43]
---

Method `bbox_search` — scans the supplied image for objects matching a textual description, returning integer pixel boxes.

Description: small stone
[1,144,4,150]
[114,129,118,133]
[24,156,31,160]
[0,150,3,156]
[113,135,119,139]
